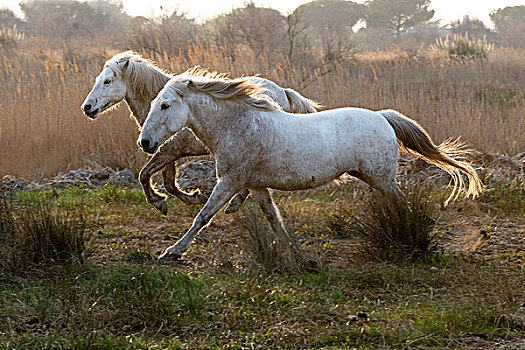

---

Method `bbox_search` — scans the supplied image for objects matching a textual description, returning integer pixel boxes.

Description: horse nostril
[140,138,150,150]
[83,104,92,112]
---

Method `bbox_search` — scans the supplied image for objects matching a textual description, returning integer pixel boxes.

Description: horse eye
[103,79,111,85]
[161,103,170,110]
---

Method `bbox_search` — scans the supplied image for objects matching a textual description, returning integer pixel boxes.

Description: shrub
[431,33,494,62]
[350,188,438,263]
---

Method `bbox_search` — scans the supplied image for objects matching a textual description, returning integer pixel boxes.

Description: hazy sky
[2,0,525,27]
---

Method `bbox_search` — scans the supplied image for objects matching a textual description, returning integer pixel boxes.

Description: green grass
[478,180,525,215]
[2,259,522,348]
[9,185,148,213]
[1,183,524,348]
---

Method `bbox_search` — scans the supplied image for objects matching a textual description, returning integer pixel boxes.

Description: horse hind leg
[224,189,251,214]
[348,170,408,209]
[250,188,304,270]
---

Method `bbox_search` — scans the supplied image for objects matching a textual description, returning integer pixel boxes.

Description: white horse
[138,69,483,260]
[81,51,319,214]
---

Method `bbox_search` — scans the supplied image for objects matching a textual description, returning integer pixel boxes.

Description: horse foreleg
[158,176,239,260]
[157,131,210,206]
[161,161,208,206]
[139,150,175,215]
[250,188,305,269]
[160,130,210,206]
[140,130,210,214]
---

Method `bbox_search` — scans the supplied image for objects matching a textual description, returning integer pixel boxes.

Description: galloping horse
[138,68,482,260]
[81,51,320,214]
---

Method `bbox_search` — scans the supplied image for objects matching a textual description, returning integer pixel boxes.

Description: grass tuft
[350,188,438,263]
[238,203,309,275]
[0,196,87,274]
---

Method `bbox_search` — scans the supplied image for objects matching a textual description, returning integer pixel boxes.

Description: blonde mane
[171,67,280,112]
[105,51,172,101]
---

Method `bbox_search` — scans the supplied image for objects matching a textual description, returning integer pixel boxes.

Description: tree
[0,9,24,30]
[127,10,200,56]
[0,10,25,50]
[292,1,363,67]
[365,0,434,39]
[284,10,309,65]
[20,0,129,38]
[297,0,366,38]
[450,16,492,40]
[490,6,525,47]
[205,2,287,59]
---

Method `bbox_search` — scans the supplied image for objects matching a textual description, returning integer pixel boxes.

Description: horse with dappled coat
[81,51,320,214]
[138,68,483,260]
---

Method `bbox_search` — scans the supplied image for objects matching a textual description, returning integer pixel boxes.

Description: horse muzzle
[138,138,159,154]
[83,108,99,119]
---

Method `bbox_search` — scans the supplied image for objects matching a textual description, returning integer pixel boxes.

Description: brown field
[1,41,523,178]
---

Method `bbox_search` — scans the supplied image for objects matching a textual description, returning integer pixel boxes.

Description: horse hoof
[158,250,182,261]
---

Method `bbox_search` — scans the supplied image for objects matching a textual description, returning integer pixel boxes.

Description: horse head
[81,58,129,119]
[138,78,190,154]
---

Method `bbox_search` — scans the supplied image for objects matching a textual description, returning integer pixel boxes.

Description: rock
[176,160,216,196]
[0,168,139,194]
[108,169,138,186]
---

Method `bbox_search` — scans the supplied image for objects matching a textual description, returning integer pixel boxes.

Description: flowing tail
[377,109,483,205]
[284,88,322,113]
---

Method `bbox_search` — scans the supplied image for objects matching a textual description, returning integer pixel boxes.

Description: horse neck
[125,93,150,127]
[124,68,171,127]
[186,94,249,154]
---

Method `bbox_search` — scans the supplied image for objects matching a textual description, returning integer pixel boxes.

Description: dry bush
[0,41,523,179]
[350,187,438,263]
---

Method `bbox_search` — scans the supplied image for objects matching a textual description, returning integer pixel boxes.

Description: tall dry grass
[0,41,523,178]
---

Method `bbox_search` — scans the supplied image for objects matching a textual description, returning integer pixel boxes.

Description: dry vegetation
[0,39,523,178]
[0,5,524,347]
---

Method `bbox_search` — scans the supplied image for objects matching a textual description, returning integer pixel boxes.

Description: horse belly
[247,156,343,191]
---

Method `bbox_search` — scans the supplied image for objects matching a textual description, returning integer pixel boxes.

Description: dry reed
[0,40,523,178]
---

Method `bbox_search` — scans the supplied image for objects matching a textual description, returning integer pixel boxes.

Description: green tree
[450,16,492,40]
[365,0,434,38]
[297,0,366,37]
[490,6,525,47]
[205,2,286,59]
[0,9,24,30]
[20,0,128,38]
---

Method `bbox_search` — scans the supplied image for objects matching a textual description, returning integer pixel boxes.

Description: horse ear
[121,59,130,72]
[177,80,190,97]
